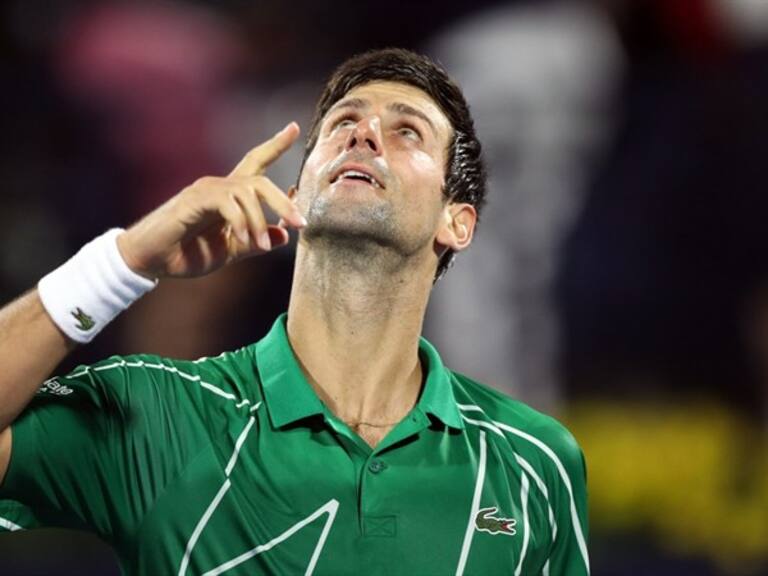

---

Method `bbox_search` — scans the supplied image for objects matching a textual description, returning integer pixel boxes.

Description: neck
[286,238,434,430]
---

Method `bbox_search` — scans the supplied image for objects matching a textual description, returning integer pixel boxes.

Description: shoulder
[450,371,586,480]
[45,346,261,413]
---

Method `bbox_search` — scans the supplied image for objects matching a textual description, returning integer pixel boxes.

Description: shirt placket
[322,408,432,540]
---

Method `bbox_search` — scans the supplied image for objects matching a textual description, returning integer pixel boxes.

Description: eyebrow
[327,97,438,136]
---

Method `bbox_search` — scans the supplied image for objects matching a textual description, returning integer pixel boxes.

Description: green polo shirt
[0,314,589,575]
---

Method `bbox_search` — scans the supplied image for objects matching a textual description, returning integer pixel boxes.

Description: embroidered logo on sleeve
[71,307,95,331]
[475,506,517,536]
[38,378,74,397]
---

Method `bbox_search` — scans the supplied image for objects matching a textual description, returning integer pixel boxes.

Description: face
[296,81,455,259]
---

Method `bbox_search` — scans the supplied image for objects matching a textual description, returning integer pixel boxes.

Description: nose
[344,115,382,155]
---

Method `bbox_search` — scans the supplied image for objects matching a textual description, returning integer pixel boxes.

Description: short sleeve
[0,499,40,532]
[541,422,590,575]
[0,355,210,545]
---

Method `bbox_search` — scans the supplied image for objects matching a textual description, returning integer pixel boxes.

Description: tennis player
[0,48,589,575]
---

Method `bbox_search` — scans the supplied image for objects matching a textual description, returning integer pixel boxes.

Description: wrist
[38,228,158,343]
[116,229,159,281]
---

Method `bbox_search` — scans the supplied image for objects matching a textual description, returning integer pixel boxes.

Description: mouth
[330,164,385,189]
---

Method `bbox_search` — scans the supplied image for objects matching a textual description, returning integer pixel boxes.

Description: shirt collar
[253,313,464,431]
[254,314,325,428]
[415,336,465,430]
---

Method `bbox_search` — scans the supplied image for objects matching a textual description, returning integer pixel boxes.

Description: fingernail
[297,215,308,227]
[259,231,272,251]
[237,229,250,245]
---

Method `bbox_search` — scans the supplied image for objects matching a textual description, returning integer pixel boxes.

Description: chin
[304,217,397,249]
[307,197,393,236]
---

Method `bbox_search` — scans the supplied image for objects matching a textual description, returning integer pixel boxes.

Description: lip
[329,162,385,189]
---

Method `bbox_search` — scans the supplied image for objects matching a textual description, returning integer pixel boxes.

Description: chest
[349,421,394,448]
[130,421,553,576]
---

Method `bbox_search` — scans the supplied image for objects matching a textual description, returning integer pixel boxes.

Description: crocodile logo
[475,506,517,536]
[71,307,95,331]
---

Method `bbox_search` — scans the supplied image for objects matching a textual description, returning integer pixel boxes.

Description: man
[0,49,589,575]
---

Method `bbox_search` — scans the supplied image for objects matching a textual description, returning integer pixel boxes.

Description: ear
[435,202,477,254]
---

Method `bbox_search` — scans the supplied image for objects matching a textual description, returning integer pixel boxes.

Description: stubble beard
[301,187,429,276]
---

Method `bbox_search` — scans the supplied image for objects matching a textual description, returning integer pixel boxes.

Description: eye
[330,115,356,133]
[397,125,421,141]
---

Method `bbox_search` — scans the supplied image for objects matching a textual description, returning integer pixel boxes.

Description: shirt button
[368,459,387,474]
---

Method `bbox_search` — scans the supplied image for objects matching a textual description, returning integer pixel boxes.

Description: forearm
[0,290,75,431]
[0,124,303,432]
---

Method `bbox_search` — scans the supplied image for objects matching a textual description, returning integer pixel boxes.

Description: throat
[349,420,399,448]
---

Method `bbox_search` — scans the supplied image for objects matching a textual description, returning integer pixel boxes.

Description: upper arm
[0,427,10,488]
[0,355,213,539]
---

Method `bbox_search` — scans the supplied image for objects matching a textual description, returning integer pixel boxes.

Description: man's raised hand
[117,122,305,279]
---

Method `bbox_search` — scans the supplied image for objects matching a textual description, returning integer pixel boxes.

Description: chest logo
[475,506,517,536]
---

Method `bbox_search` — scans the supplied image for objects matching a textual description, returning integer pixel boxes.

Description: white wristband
[38,228,158,343]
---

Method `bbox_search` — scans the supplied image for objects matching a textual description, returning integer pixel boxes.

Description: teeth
[336,169,380,187]
[343,170,370,181]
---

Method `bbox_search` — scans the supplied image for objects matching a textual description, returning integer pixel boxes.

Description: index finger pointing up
[229,122,301,177]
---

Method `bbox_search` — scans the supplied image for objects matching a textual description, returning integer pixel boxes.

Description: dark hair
[300,48,487,281]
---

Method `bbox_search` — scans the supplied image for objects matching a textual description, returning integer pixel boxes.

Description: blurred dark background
[1,0,767,574]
